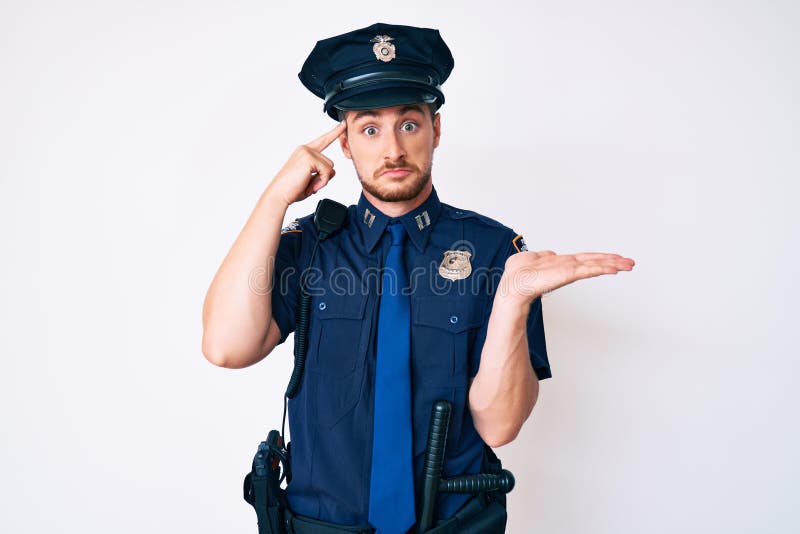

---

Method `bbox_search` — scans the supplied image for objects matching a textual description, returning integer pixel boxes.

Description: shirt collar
[356,185,443,254]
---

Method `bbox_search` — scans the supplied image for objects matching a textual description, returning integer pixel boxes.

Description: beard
[356,158,433,202]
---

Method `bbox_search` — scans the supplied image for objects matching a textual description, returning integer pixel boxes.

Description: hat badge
[371,35,396,62]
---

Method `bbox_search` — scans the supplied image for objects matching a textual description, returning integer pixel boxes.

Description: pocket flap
[413,296,487,333]
[312,292,368,320]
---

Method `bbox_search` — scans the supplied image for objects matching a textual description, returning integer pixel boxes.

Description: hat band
[324,70,441,103]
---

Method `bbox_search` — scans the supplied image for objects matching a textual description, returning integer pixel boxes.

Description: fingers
[310,150,334,169]
[533,251,633,263]
[528,250,635,270]
[296,146,336,183]
[304,163,336,198]
[305,120,347,152]
[573,252,621,261]
[562,252,634,270]
[303,178,320,199]
[574,258,634,279]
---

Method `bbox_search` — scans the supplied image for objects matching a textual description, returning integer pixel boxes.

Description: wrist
[493,281,535,317]
[261,184,292,212]
[497,270,540,309]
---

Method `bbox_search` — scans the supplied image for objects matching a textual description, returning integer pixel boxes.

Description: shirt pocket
[411,295,488,386]
[307,292,370,429]
[310,292,369,377]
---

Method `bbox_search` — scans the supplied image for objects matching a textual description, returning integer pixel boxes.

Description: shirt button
[449,315,459,324]
[319,302,327,311]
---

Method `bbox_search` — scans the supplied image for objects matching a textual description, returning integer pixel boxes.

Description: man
[202,23,634,533]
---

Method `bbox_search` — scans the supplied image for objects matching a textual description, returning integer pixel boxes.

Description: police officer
[202,23,635,533]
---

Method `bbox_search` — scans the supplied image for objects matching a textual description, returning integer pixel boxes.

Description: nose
[383,129,406,162]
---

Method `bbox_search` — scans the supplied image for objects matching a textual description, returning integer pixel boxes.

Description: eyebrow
[351,105,425,122]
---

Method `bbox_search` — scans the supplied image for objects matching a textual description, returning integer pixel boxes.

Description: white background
[1,1,797,532]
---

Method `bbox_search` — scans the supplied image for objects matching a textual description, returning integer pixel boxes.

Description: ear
[339,121,353,160]
[432,112,441,149]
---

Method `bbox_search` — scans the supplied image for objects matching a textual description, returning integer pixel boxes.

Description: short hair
[336,101,439,123]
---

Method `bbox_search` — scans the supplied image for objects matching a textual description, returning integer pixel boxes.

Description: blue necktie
[369,221,416,534]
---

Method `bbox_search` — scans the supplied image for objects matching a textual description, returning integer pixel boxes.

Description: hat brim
[325,83,442,120]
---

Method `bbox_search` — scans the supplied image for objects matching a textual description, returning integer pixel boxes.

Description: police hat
[299,23,455,120]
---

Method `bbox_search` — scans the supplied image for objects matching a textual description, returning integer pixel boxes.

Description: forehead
[348,104,428,122]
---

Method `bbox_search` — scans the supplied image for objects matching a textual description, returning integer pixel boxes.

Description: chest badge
[371,35,396,62]
[439,250,472,281]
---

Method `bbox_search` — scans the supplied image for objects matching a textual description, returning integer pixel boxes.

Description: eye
[362,126,378,136]
[401,121,418,132]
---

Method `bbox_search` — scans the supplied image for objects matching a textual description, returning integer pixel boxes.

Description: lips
[380,168,413,178]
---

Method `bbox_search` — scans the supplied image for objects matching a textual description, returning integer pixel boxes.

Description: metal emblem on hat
[371,35,396,62]
[439,250,472,281]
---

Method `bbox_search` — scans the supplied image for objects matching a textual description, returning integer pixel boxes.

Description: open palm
[502,250,636,299]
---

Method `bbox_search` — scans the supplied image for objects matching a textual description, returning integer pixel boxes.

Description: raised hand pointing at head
[267,120,348,206]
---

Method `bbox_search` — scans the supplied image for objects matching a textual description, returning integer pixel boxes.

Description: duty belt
[244,401,513,534]
[285,492,505,534]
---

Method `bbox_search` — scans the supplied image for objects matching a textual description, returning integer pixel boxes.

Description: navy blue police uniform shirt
[270,185,551,527]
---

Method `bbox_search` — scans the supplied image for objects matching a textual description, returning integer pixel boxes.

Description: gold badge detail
[371,35,396,62]
[439,250,472,281]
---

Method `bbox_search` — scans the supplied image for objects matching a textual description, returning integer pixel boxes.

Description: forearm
[202,185,289,368]
[469,291,539,448]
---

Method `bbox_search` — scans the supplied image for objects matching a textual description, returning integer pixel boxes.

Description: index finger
[305,120,347,152]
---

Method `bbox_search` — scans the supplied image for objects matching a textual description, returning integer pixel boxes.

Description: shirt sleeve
[469,232,551,380]
[271,225,303,345]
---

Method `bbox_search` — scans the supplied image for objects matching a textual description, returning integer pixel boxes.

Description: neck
[362,180,433,218]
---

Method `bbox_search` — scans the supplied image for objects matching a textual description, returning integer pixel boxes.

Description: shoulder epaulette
[444,204,508,231]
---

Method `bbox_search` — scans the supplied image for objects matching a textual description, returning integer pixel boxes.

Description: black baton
[418,400,451,533]
[439,470,515,494]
